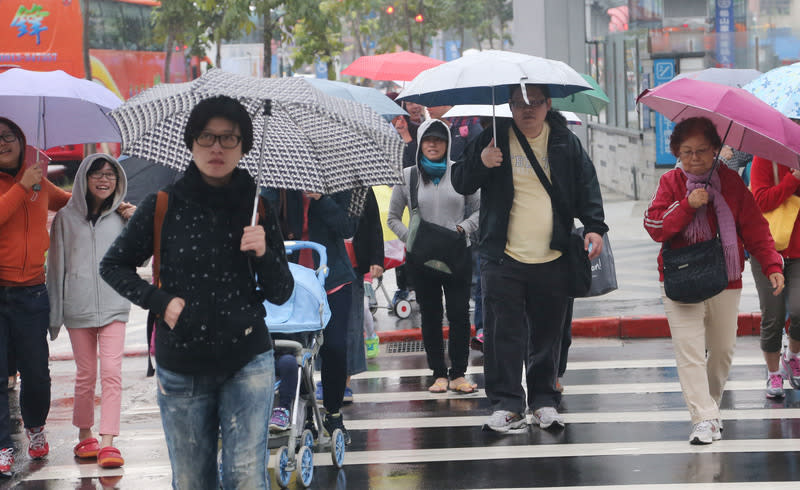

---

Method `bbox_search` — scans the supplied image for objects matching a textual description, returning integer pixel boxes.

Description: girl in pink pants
[47,154,133,468]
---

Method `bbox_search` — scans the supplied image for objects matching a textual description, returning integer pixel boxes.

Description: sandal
[428,377,448,393]
[97,446,124,468]
[449,377,477,394]
[73,437,100,459]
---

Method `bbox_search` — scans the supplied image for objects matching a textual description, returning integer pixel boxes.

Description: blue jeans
[157,349,275,490]
[0,284,51,448]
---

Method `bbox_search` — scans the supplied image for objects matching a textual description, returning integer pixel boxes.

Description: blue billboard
[653,58,676,166]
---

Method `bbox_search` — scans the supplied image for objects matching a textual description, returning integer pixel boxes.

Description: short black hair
[670,117,721,157]
[183,95,254,153]
[510,84,551,100]
[0,117,27,170]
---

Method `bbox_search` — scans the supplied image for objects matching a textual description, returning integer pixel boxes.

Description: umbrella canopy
[743,62,800,119]
[443,105,582,125]
[672,67,762,88]
[120,155,182,206]
[396,50,592,107]
[550,73,609,116]
[342,51,444,81]
[636,78,800,169]
[111,70,404,197]
[0,68,122,149]
[305,78,407,120]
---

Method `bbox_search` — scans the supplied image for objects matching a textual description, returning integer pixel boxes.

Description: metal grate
[384,340,448,354]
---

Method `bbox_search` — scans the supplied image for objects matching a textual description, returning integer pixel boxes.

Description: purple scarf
[682,168,741,282]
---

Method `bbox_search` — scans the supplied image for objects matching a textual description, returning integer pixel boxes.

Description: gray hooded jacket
[388,118,480,245]
[47,153,130,334]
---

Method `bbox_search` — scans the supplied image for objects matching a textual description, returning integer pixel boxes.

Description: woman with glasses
[100,96,294,489]
[644,116,784,445]
[47,153,131,468]
[749,120,800,400]
[0,117,71,475]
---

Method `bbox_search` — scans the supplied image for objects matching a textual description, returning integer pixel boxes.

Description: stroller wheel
[395,299,412,319]
[301,428,315,449]
[298,445,314,487]
[330,428,346,468]
[276,446,292,488]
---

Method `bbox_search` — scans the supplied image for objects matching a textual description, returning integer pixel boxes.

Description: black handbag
[512,124,591,297]
[405,167,470,277]
[662,234,729,303]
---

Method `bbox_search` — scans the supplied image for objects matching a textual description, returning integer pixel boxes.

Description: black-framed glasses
[88,171,117,181]
[0,132,18,143]
[195,132,242,149]
[679,147,713,159]
[509,98,547,110]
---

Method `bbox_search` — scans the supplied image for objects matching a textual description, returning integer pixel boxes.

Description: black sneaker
[323,412,351,445]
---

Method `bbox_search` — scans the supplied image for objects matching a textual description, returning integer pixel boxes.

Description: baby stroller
[366,239,413,318]
[265,241,345,488]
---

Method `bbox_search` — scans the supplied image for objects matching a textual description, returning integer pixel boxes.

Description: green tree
[152,0,203,82]
[440,0,483,56]
[251,1,287,77]
[477,0,513,50]
[283,0,344,79]
[197,0,255,69]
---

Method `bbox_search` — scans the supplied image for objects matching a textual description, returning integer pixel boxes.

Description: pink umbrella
[342,51,444,81]
[637,78,800,169]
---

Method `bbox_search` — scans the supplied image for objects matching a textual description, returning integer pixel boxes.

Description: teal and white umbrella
[743,62,800,119]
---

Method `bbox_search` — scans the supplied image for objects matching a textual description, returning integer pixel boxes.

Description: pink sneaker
[780,353,800,389]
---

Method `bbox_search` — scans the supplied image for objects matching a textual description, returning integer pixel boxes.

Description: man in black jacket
[451,84,608,433]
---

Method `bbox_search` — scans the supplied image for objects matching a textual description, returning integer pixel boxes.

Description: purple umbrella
[637,78,800,170]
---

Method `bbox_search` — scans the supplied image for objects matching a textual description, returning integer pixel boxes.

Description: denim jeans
[0,284,51,448]
[157,349,275,490]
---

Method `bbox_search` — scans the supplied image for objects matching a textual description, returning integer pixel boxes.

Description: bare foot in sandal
[429,377,448,393]
[449,377,477,393]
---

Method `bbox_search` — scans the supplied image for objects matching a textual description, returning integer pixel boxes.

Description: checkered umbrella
[110,70,404,204]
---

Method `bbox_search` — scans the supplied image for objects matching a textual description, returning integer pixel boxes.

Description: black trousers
[407,257,472,380]
[482,255,570,414]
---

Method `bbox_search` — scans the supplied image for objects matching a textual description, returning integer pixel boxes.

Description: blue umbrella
[306,78,407,121]
[743,62,800,119]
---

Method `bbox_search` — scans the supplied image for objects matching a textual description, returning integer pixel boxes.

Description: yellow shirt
[504,122,562,263]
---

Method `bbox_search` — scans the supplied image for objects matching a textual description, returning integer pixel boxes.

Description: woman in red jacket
[644,117,784,446]
[749,147,800,399]
[0,117,70,475]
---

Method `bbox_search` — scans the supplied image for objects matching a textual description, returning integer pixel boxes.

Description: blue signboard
[653,58,675,165]
[445,40,461,62]
[315,60,327,79]
[715,0,734,67]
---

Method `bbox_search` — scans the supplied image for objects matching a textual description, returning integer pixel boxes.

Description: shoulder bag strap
[409,166,419,211]
[153,191,169,288]
[510,123,570,221]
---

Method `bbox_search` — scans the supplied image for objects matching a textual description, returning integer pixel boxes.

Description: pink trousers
[67,321,125,436]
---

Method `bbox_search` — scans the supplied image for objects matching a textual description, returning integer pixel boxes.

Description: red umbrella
[342,51,444,81]
[637,78,800,169]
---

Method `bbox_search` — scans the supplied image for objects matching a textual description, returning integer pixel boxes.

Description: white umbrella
[0,68,122,149]
[443,105,582,125]
[397,50,591,140]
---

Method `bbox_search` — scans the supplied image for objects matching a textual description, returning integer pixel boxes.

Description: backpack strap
[146,190,169,377]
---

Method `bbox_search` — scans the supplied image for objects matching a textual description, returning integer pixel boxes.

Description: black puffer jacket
[451,111,608,261]
[100,162,293,375]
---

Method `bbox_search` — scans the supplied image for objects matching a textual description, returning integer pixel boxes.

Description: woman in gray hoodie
[388,119,480,394]
[47,153,131,469]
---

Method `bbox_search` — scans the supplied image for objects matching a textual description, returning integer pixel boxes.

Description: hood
[415,118,453,167]
[67,153,127,218]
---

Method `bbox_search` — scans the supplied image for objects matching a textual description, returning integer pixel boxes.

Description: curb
[49,313,764,361]
[375,313,764,343]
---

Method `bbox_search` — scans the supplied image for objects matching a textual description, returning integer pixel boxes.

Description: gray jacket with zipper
[47,153,130,335]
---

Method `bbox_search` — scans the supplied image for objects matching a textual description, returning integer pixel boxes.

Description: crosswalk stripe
[307,438,800,467]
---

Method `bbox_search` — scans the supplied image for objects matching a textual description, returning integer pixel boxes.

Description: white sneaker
[483,410,527,434]
[689,420,718,445]
[531,407,565,429]
[711,419,723,441]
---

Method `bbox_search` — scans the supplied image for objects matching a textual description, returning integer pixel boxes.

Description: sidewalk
[373,187,767,343]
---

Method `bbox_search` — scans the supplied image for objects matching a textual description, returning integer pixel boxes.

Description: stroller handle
[284,240,329,277]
